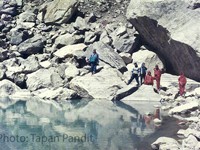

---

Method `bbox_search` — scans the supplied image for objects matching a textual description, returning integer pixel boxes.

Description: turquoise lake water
[0,99,182,150]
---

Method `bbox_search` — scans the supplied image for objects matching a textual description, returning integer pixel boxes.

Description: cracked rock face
[126,0,200,82]
[43,0,79,24]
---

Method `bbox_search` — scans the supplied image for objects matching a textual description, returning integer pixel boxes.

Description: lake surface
[0,99,183,150]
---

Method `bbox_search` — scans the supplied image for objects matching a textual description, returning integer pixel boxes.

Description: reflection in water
[0,99,178,150]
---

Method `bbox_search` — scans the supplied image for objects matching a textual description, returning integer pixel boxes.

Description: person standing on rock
[178,72,187,96]
[153,65,162,90]
[127,62,139,86]
[144,71,154,85]
[89,49,99,74]
[139,63,147,85]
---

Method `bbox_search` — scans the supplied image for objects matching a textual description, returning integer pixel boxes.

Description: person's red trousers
[155,77,160,90]
[179,83,185,96]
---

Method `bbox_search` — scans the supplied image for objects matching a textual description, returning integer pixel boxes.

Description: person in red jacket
[144,71,154,85]
[178,72,187,96]
[154,65,162,90]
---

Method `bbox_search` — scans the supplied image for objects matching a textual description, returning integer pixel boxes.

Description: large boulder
[168,101,199,115]
[121,85,161,101]
[64,63,80,80]
[151,137,180,150]
[26,68,63,91]
[126,0,200,81]
[9,29,29,45]
[53,43,87,59]
[32,87,78,100]
[69,67,126,99]
[43,0,79,24]
[110,25,139,53]
[160,73,200,95]
[182,135,199,150]
[54,33,83,47]
[17,11,37,23]
[73,16,89,31]
[18,35,44,55]
[19,55,41,73]
[85,41,126,72]
[0,79,31,101]
[0,48,8,61]
[132,49,164,73]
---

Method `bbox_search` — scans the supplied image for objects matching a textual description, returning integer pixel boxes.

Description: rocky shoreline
[0,0,200,149]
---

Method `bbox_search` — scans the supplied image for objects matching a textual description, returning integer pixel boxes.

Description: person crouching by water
[178,72,187,96]
[127,62,139,86]
[139,63,147,85]
[144,71,154,86]
[89,49,99,75]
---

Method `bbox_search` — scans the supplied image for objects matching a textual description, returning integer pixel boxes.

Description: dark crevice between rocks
[68,9,85,23]
[192,3,200,9]
[128,34,143,54]
[4,75,27,89]
[128,16,200,82]
[112,86,139,101]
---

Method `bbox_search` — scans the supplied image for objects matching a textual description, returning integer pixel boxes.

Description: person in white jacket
[127,62,140,86]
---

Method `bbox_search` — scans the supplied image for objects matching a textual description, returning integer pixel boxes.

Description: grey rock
[84,31,97,44]
[43,0,79,24]
[110,25,138,53]
[0,48,8,61]
[18,35,44,55]
[0,79,31,101]
[13,73,27,88]
[73,16,89,31]
[119,52,132,64]
[69,67,126,99]
[0,6,17,16]
[127,0,200,81]
[54,33,83,47]
[151,137,180,150]
[9,29,29,45]
[182,134,198,150]
[131,49,164,73]
[85,41,126,72]
[17,11,37,23]
[0,63,6,80]
[19,55,40,73]
[99,30,111,45]
[64,63,80,80]
[26,68,63,91]
[54,43,87,59]
[32,87,78,100]
[0,21,5,30]
[121,85,161,101]
[1,14,12,21]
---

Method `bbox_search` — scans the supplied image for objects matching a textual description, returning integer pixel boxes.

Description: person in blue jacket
[89,49,99,74]
[139,63,147,85]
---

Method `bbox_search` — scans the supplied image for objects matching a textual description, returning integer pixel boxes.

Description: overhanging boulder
[126,0,200,81]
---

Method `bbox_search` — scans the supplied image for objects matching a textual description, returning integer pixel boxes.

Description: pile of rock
[0,0,164,101]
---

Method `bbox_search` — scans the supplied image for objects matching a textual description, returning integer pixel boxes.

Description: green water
[0,99,181,150]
